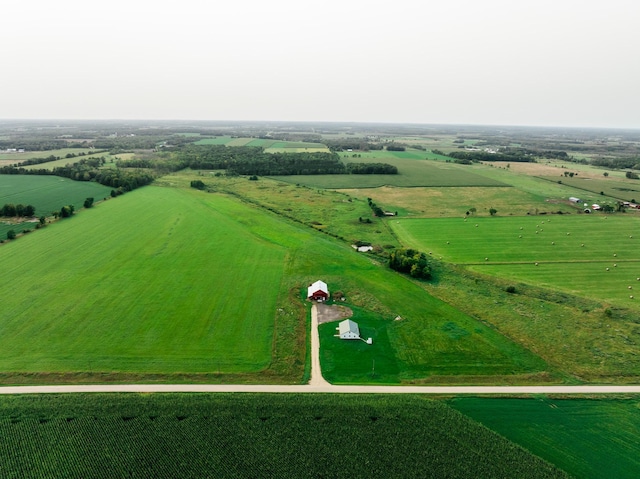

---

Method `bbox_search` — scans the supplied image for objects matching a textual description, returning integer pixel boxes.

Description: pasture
[0,394,569,479]
[271,157,508,188]
[0,175,112,238]
[539,175,640,203]
[391,214,640,307]
[450,397,640,479]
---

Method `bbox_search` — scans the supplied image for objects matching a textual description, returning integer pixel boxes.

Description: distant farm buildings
[308,280,329,301]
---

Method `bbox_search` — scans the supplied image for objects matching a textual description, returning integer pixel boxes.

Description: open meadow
[450,396,640,479]
[0,148,95,162]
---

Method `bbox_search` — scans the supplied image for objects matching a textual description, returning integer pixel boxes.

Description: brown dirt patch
[316,303,353,324]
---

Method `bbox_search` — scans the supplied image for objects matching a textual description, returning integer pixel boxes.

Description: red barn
[307,280,329,301]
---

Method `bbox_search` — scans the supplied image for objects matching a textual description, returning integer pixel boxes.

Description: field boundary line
[1,384,640,395]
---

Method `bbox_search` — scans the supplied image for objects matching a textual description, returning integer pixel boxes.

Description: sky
[1,0,639,128]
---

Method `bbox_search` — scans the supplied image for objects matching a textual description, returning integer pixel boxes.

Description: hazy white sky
[1,0,639,128]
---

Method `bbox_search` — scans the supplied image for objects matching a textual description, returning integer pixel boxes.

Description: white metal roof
[308,280,329,297]
[338,319,359,337]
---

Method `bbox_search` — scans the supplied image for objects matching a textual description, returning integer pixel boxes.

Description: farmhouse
[336,319,360,340]
[308,280,329,301]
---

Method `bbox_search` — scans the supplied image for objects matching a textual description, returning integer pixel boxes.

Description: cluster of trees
[190,180,206,190]
[175,145,400,177]
[325,139,384,151]
[367,198,385,217]
[590,158,640,171]
[346,163,398,174]
[447,150,535,163]
[389,248,432,279]
[386,143,406,151]
[0,162,154,192]
[1,203,35,217]
[177,145,345,175]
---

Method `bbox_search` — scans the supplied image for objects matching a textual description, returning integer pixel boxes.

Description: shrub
[7,230,16,240]
[505,286,517,294]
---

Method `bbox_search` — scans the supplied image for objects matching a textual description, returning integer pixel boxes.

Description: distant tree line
[175,145,397,176]
[447,150,535,163]
[591,157,640,170]
[1,203,35,217]
[389,249,432,279]
[346,163,398,174]
[386,143,406,151]
[325,139,384,152]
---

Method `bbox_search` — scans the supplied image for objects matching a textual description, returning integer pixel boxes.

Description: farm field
[539,175,640,203]
[0,187,288,377]
[337,185,574,218]
[450,397,640,479]
[271,157,508,188]
[391,214,640,307]
[0,177,559,384]
[0,175,112,238]
[0,147,95,162]
[0,393,570,479]
[21,152,134,171]
[194,136,329,152]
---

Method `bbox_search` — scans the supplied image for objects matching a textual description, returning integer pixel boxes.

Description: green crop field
[271,158,508,188]
[0,148,95,161]
[0,175,112,238]
[450,397,640,479]
[193,137,329,152]
[0,187,287,376]
[391,214,640,307]
[22,152,133,171]
[0,394,569,479]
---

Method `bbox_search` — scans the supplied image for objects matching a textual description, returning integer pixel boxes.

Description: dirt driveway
[315,303,353,324]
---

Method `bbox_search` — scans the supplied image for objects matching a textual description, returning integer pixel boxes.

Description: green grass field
[450,397,640,479]
[0,148,95,161]
[0,175,112,238]
[0,187,287,375]
[193,137,329,152]
[1,176,556,383]
[540,175,640,202]
[0,394,570,479]
[391,214,640,307]
[21,152,134,171]
[271,158,508,188]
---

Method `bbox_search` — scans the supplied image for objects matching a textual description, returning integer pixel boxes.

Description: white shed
[337,319,360,340]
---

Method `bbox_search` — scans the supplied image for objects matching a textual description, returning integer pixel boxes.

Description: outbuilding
[337,319,360,340]
[307,280,329,301]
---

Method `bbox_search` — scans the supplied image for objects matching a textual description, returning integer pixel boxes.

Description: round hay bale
[606,267,610,271]
[614,264,617,267]
[628,286,633,289]
[551,242,555,245]
[535,262,539,266]
[631,295,634,299]
[614,253,617,257]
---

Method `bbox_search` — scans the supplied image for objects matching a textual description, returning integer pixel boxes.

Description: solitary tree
[489,208,497,216]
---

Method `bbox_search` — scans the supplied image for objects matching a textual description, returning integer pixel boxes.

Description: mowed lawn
[0,187,286,373]
[392,214,640,307]
[450,397,640,479]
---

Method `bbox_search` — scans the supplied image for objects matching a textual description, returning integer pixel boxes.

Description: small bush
[505,285,517,294]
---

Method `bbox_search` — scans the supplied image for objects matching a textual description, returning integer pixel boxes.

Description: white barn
[307,280,329,301]
[337,319,360,340]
